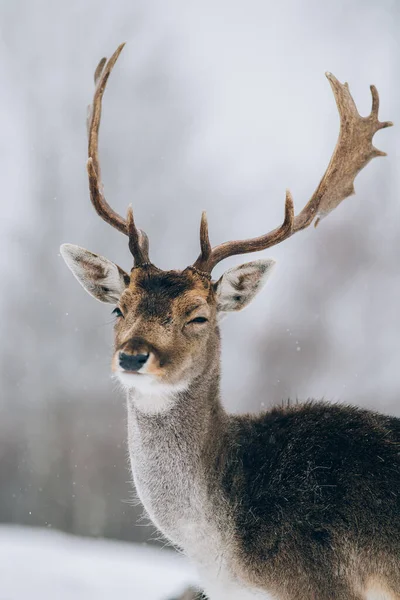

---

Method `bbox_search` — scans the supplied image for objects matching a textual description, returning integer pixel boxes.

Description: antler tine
[193,73,392,274]
[193,191,295,273]
[127,205,150,265]
[194,211,212,270]
[87,43,150,266]
[94,57,107,86]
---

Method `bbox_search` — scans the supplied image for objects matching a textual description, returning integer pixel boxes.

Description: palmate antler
[193,73,392,273]
[86,44,392,274]
[86,43,149,267]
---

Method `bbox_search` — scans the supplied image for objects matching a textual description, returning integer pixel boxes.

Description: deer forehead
[121,268,213,320]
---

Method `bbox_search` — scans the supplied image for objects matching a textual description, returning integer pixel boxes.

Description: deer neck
[125,356,227,549]
[126,358,225,465]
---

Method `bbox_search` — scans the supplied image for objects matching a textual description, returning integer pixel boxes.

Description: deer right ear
[60,244,130,304]
[214,259,276,314]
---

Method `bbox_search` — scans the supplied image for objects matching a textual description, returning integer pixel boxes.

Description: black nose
[119,352,149,372]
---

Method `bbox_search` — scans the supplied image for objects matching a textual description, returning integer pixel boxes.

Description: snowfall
[0,526,197,600]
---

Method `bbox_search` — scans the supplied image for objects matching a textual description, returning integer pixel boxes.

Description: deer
[60,43,399,600]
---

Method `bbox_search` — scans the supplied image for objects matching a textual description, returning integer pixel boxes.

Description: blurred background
[0,0,398,596]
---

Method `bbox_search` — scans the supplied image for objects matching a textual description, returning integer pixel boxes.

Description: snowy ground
[0,526,197,600]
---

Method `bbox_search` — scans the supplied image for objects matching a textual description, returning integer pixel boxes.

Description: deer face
[112,266,216,390]
[61,244,275,401]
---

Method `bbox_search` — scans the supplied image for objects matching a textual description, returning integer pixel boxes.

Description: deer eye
[112,307,124,318]
[188,316,208,324]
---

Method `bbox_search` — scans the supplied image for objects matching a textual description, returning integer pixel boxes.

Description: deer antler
[87,43,150,266]
[193,73,392,274]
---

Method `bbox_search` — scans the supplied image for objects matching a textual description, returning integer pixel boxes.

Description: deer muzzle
[115,335,166,376]
[119,352,149,372]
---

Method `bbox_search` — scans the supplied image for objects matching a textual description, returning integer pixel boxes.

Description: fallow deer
[61,44,399,600]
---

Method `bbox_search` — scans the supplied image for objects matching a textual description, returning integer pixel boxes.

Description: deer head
[61,43,392,404]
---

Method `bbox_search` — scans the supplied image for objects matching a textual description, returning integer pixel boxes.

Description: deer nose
[119,352,149,372]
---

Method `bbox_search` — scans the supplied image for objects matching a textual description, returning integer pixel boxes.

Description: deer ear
[60,244,130,304]
[214,259,276,314]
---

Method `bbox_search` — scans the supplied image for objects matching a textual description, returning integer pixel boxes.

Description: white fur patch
[364,587,397,599]
[115,371,188,414]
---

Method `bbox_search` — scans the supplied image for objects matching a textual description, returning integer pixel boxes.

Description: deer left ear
[60,244,130,304]
[214,259,276,314]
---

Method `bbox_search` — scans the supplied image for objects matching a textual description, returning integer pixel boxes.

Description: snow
[0,526,197,600]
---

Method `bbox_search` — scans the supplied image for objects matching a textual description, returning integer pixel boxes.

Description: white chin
[115,371,149,390]
[114,371,189,414]
[114,370,188,396]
